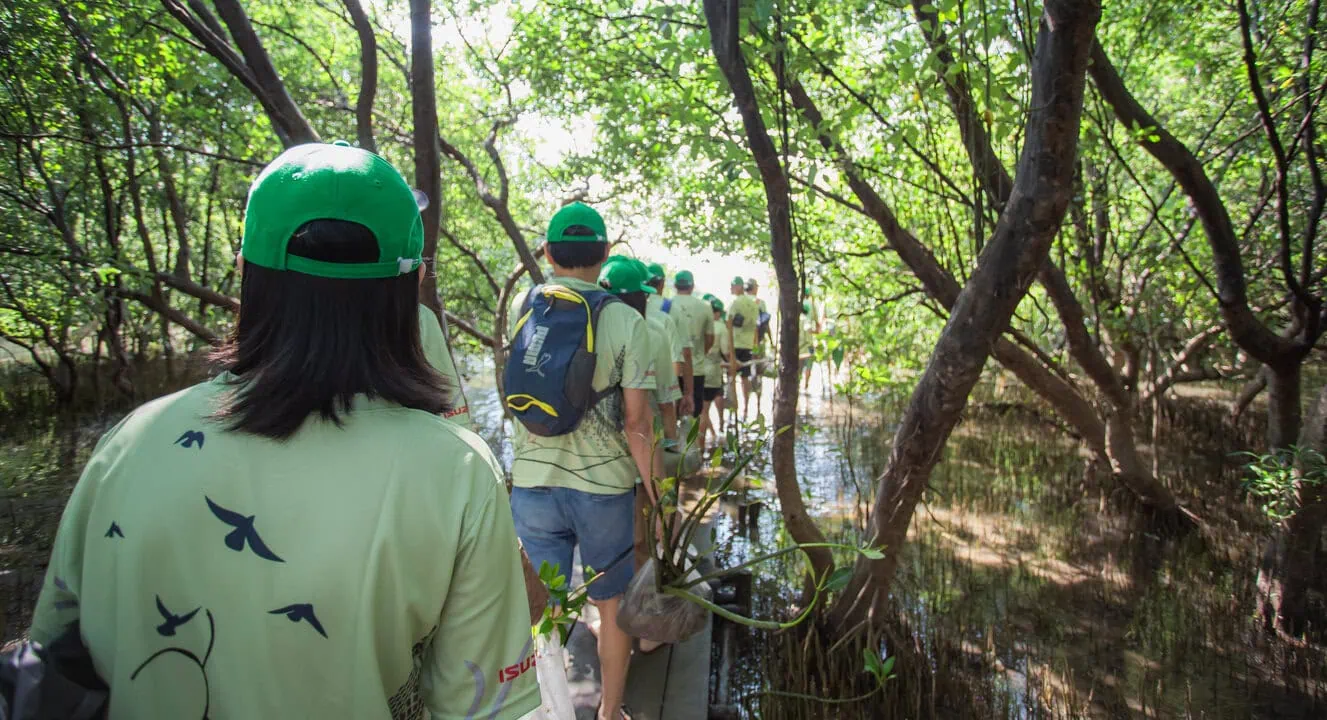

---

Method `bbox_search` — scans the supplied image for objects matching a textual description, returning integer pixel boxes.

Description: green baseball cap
[599,255,649,295]
[702,293,715,302]
[710,297,725,313]
[547,202,607,243]
[674,270,695,288]
[801,301,811,313]
[731,276,744,286]
[645,262,666,283]
[242,142,423,279]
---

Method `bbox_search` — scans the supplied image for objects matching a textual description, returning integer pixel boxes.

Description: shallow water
[3,360,1325,718]
[701,370,1327,719]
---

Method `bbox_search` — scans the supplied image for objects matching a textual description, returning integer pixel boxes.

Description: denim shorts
[510,486,636,602]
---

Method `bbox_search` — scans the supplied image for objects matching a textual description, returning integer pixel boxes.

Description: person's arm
[726,317,737,373]
[660,401,679,442]
[418,306,473,428]
[422,447,540,719]
[680,348,695,414]
[624,388,663,504]
[620,311,664,493]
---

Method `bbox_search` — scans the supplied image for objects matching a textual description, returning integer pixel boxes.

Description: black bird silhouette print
[132,600,216,720]
[205,496,284,562]
[175,430,206,449]
[156,596,200,636]
[270,603,327,638]
[105,522,124,538]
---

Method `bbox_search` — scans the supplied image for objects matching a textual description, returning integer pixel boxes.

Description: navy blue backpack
[504,284,621,436]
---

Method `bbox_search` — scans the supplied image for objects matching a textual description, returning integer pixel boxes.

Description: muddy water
[3,361,1326,719]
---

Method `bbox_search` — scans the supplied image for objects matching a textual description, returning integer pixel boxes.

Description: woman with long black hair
[30,142,539,719]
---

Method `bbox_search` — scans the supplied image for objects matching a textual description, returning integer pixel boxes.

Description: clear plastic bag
[616,558,711,644]
[527,632,574,720]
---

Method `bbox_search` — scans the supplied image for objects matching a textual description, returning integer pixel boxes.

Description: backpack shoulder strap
[661,298,672,313]
[511,284,543,339]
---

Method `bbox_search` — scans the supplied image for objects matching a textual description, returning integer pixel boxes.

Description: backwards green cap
[242,142,423,279]
[547,202,607,243]
[674,270,695,288]
[645,262,666,283]
[731,276,744,287]
[599,255,649,295]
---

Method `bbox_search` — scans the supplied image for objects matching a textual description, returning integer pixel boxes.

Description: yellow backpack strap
[541,285,596,353]
[506,394,559,416]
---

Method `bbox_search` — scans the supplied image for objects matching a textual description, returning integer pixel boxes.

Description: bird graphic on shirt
[105,522,124,538]
[175,430,205,449]
[270,603,327,638]
[155,595,200,637]
[205,496,284,562]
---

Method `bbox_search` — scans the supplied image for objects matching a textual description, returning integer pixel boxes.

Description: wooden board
[563,521,715,719]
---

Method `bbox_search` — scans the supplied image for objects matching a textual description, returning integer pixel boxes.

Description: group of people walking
[20,143,822,720]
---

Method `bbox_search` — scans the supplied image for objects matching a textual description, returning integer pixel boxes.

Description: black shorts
[735,348,754,378]
[703,386,723,402]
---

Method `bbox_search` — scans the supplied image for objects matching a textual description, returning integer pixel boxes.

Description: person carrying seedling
[644,262,692,419]
[699,296,730,457]
[727,276,760,422]
[504,203,664,720]
[668,269,714,427]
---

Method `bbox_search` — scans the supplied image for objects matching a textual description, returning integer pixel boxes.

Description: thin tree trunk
[1274,383,1327,636]
[1267,364,1303,450]
[1231,365,1269,421]
[704,0,833,592]
[409,0,442,315]
[212,0,320,145]
[829,0,1101,631]
[912,2,1194,529]
[343,0,378,152]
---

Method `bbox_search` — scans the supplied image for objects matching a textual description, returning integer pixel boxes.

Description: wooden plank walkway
[564,604,712,719]
[565,523,716,715]
[560,470,726,719]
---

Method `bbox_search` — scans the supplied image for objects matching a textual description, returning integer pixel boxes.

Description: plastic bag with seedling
[529,561,605,720]
[617,422,888,643]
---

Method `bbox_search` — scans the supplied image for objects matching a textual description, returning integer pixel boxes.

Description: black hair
[646,276,664,291]
[212,219,449,440]
[546,239,607,269]
[617,290,648,317]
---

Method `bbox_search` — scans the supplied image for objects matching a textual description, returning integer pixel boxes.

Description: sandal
[594,702,635,719]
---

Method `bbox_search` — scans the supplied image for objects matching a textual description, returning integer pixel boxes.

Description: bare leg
[697,400,712,457]
[740,375,752,421]
[594,597,631,720]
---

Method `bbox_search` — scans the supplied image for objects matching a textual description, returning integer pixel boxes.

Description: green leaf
[825,566,852,592]
[754,0,774,29]
[860,546,885,560]
[687,416,701,446]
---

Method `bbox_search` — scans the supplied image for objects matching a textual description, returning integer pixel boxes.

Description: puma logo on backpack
[504,284,621,436]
